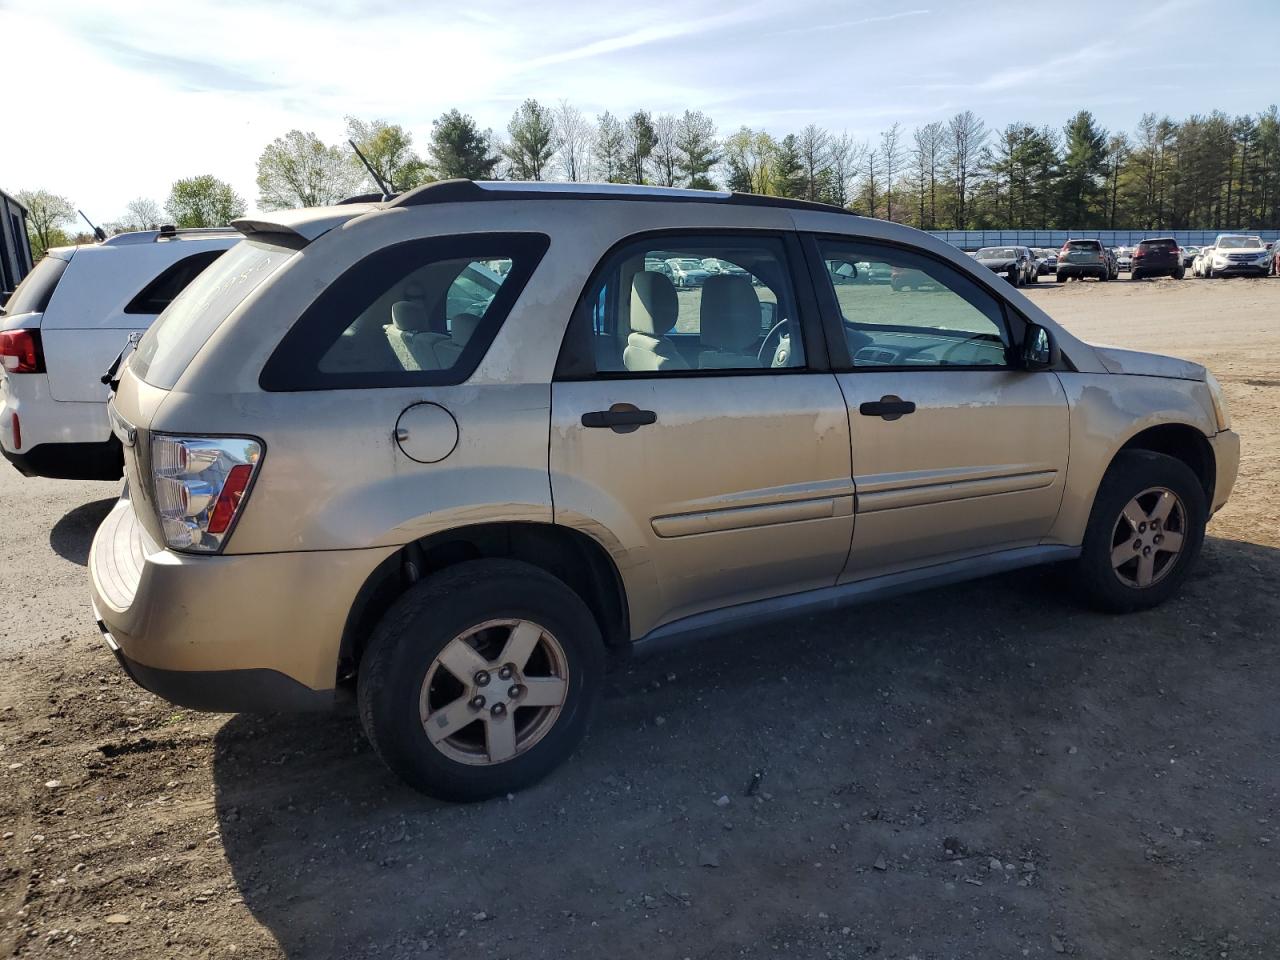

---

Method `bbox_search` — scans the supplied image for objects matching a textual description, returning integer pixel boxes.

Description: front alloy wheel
[1108,487,1187,589]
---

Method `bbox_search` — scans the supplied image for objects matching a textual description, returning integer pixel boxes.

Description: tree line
[16,101,1280,259]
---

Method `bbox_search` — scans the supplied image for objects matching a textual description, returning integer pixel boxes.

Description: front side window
[570,234,807,376]
[261,233,548,391]
[816,239,1011,369]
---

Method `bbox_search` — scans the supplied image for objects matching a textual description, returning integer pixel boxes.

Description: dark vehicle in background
[1181,245,1199,268]
[1056,239,1114,282]
[1033,248,1058,275]
[1131,237,1185,280]
[974,246,1038,286]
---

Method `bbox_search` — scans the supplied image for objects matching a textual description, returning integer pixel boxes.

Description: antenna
[349,139,394,198]
[79,209,107,243]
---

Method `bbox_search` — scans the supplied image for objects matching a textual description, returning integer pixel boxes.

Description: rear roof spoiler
[231,218,310,248]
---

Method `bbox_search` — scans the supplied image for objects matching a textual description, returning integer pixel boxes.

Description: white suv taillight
[150,435,262,553]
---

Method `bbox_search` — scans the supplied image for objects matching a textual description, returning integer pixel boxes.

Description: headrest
[391,300,431,333]
[700,275,761,352]
[450,312,482,345]
[630,271,678,337]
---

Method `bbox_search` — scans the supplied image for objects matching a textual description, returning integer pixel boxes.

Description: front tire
[1074,450,1207,613]
[358,559,605,801]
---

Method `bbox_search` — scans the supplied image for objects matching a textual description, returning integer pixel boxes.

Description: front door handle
[581,403,657,434]
[858,395,916,421]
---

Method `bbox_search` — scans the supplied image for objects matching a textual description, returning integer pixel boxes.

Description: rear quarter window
[123,249,227,315]
[131,240,295,389]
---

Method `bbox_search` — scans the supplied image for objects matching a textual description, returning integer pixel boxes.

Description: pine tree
[428,110,500,181]
[504,99,556,181]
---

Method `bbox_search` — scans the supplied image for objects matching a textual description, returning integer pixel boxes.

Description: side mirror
[1022,323,1054,370]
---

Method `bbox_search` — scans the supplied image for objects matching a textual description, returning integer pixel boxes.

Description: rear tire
[1074,450,1207,613]
[1056,271,1067,283]
[358,559,605,801]
[1131,270,1143,281]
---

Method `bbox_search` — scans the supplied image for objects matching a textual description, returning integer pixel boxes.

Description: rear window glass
[123,249,226,315]
[1139,240,1177,251]
[1064,240,1101,251]
[132,240,294,389]
[2,254,70,317]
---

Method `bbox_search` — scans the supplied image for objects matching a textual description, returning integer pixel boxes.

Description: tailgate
[44,327,150,402]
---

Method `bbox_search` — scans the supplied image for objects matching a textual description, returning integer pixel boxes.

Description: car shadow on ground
[48,497,116,566]
[210,535,1280,959]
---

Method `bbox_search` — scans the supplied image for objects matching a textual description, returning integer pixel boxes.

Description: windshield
[976,248,1017,259]
[1216,236,1263,249]
[2,254,70,316]
[131,239,295,389]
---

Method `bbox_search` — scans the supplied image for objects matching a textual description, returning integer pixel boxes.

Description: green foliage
[165,175,246,227]
[16,189,75,256]
[346,117,429,193]
[772,134,806,199]
[623,111,656,185]
[429,109,500,181]
[504,99,556,181]
[256,130,358,210]
[1059,110,1109,226]
[594,111,627,183]
[676,111,720,190]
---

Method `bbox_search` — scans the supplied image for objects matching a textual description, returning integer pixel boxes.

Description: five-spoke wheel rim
[419,619,569,766]
[1109,486,1187,588]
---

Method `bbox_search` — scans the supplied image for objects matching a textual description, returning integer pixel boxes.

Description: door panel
[551,375,854,637]
[838,369,1069,579]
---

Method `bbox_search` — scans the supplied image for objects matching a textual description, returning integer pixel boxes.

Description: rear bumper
[89,495,397,712]
[1056,264,1106,277]
[2,438,122,480]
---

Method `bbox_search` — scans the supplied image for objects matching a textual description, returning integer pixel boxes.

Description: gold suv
[90,182,1239,800]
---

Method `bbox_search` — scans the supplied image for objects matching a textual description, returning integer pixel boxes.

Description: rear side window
[123,250,226,315]
[132,240,295,389]
[2,254,69,316]
[260,233,549,391]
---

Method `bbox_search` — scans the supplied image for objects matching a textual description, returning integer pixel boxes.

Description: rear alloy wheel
[1075,450,1206,612]
[358,559,604,801]
[1009,267,1021,287]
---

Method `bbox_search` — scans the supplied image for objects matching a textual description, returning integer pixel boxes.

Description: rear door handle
[858,395,916,421]
[581,403,657,433]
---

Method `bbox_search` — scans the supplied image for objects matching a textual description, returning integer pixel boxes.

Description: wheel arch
[337,522,630,685]
[1116,422,1216,503]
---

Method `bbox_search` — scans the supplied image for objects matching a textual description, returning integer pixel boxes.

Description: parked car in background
[1114,247,1133,272]
[1271,243,1280,276]
[701,257,751,279]
[90,181,1238,801]
[974,246,1038,286]
[1131,237,1185,280]
[1192,245,1214,278]
[1033,248,1057,275]
[665,257,711,287]
[1,227,235,479]
[1203,235,1271,278]
[1181,245,1199,268]
[1056,239,1114,282]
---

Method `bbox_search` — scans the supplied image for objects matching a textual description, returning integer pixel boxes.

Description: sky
[2,0,1278,220]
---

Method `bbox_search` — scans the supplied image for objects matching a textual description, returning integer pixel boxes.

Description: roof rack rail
[102,225,238,246]
[387,179,855,216]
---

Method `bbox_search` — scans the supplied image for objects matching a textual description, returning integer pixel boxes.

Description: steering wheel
[758,319,792,367]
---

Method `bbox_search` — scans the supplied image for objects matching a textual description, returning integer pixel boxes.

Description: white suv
[1204,234,1270,278]
[1,228,236,479]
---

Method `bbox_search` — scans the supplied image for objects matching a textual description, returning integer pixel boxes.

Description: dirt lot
[2,276,1279,959]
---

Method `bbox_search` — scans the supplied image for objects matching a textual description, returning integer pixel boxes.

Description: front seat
[623,272,689,372]
[698,275,762,369]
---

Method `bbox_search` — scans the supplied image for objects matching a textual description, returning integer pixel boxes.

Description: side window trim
[553,228,828,382]
[123,249,226,315]
[800,232,1021,373]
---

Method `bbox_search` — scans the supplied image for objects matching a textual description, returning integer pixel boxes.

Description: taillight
[0,329,44,373]
[150,435,263,552]
[1133,249,1145,258]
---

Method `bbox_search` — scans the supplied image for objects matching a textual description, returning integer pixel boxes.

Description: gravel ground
[1,275,1278,959]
